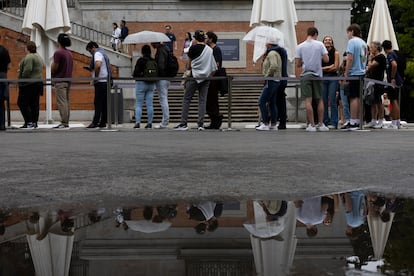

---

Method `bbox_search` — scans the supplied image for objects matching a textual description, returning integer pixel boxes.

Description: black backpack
[166,52,179,77]
[143,57,158,79]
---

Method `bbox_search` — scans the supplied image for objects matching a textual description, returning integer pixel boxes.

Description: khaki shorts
[301,75,322,99]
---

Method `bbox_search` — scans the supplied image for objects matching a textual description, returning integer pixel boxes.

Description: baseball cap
[194,30,206,42]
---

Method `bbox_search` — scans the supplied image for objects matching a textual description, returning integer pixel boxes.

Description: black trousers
[92,82,108,125]
[17,83,43,124]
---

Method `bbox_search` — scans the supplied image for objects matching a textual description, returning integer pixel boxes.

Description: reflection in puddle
[0,191,412,275]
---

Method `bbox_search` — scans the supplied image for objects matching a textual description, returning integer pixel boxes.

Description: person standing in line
[365,41,386,129]
[382,40,403,129]
[205,31,224,129]
[174,30,217,131]
[151,41,171,129]
[295,27,329,132]
[85,41,111,128]
[321,35,339,129]
[338,52,351,127]
[17,41,44,129]
[119,20,129,53]
[272,43,289,130]
[256,41,282,131]
[132,45,155,129]
[51,33,73,129]
[341,24,368,130]
[110,22,121,51]
[0,43,11,131]
[164,24,177,53]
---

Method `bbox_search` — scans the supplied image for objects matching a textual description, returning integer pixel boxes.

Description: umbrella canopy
[249,0,298,64]
[123,31,171,44]
[367,0,399,50]
[243,26,285,63]
[22,0,71,123]
[367,212,395,260]
[125,220,172,233]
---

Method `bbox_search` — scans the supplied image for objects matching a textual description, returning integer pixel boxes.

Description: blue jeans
[155,80,170,125]
[340,85,350,122]
[258,80,280,124]
[322,78,338,126]
[135,81,155,124]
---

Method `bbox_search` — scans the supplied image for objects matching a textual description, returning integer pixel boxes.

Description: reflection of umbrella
[125,220,172,233]
[367,0,399,50]
[249,201,297,276]
[243,26,285,63]
[22,0,71,123]
[249,0,298,72]
[367,212,395,260]
[123,31,171,44]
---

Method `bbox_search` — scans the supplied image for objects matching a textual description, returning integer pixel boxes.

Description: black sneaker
[340,121,350,130]
[53,124,68,129]
[133,123,140,129]
[343,123,359,131]
[174,123,188,131]
[86,123,99,129]
[145,123,152,129]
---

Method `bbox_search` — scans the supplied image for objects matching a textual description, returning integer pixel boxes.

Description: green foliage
[381,199,414,274]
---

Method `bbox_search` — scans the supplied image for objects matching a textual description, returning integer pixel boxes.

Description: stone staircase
[130,78,264,124]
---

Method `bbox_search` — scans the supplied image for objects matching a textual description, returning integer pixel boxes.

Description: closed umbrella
[249,0,298,73]
[367,0,399,50]
[123,31,171,44]
[22,0,71,123]
[367,212,395,260]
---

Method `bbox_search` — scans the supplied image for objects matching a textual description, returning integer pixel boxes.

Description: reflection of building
[1,200,357,275]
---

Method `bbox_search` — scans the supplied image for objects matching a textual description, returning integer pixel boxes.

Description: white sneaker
[155,124,167,129]
[306,124,317,132]
[255,124,270,131]
[384,123,399,130]
[373,123,383,129]
[269,125,278,131]
[365,121,377,128]
[317,123,329,132]
[198,126,205,131]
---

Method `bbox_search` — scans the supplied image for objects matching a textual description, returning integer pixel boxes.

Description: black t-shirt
[212,45,223,68]
[0,46,11,73]
[188,44,206,60]
[369,53,386,81]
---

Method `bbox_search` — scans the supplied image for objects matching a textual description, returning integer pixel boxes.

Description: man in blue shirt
[164,24,177,53]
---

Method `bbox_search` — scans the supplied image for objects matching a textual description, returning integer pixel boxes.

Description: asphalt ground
[1,122,414,210]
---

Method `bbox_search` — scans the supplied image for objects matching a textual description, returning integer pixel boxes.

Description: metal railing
[71,22,112,48]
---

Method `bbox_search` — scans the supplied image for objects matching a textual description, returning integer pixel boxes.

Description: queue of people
[0,23,406,132]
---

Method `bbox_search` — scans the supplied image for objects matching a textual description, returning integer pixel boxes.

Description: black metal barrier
[0,75,401,130]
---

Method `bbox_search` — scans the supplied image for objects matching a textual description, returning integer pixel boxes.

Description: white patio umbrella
[22,0,71,123]
[367,212,395,260]
[123,31,171,44]
[125,220,172,233]
[243,25,285,64]
[367,0,399,50]
[249,0,298,73]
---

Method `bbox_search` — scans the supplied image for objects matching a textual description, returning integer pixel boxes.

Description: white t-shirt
[296,39,328,77]
[295,197,326,225]
[93,51,108,82]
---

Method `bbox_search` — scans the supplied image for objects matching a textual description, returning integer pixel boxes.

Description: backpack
[395,50,406,80]
[166,52,179,77]
[143,57,158,79]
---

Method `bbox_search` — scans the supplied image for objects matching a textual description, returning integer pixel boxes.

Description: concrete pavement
[1,121,414,210]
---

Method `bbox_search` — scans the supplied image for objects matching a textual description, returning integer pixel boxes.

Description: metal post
[359,76,364,130]
[226,76,233,129]
[295,84,299,123]
[113,85,118,126]
[106,75,112,130]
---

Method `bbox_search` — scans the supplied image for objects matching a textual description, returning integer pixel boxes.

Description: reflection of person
[132,45,155,129]
[0,44,11,131]
[151,42,171,129]
[187,201,223,234]
[51,33,73,129]
[17,41,44,129]
[164,24,177,53]
[382,40,403,129]
[256,42,282,131]
[205,31,224,129]
[321,35,339,128]
[342,24,368,130]
[342,191,367,236]
[259,200,288,221]
[295,27,329,132]
[85,41,111,128]
[294,196,329,237]
[174,30,217,131]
